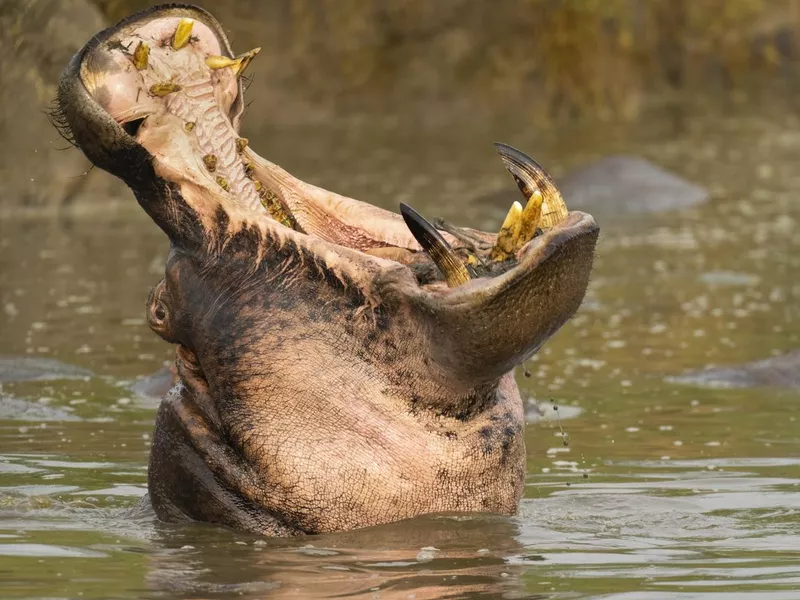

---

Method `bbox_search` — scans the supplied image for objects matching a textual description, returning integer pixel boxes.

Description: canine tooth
[236,138,249,153]
[206,55,237,69]
[400,203,471,288]
[205,49,260,78]
[513,189,544,249]
[215,176,229,191]
[150,83,181,97]
[132,41,149,70]
[495,143,568,229]
[203,154,217,172]
[232,48,260,77]
[491,201,523,261]
[172,18,194,50]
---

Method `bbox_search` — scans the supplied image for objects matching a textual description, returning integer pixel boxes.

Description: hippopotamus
[668,351,800,390]
[55,4,598,535]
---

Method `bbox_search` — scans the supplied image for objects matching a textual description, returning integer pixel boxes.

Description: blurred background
[1,2,799,599]
[4,0,800,211]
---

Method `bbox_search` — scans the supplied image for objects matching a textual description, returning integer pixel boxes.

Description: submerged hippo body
[56,5,598,535]
[558,156,709,217]
[669,351,800,390]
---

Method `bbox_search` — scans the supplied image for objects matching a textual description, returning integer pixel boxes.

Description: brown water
[1,98,799,599]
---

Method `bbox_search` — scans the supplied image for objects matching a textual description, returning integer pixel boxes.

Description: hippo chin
[55,4,599,536]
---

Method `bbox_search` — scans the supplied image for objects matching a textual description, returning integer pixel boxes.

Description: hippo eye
[154,305,166,321]
[123,117,145,137]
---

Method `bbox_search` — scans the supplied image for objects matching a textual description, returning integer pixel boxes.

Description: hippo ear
[379,213,598,388]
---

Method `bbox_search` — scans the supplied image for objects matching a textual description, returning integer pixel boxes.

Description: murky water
[1,98,799,599]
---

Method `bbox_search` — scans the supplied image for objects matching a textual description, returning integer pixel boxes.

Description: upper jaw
[58,4,589,285]
[57,5,599,386]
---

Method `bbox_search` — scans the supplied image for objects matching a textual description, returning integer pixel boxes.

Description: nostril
[123,117,145,137]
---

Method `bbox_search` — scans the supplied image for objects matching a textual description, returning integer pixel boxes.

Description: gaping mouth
[56,5,599,386]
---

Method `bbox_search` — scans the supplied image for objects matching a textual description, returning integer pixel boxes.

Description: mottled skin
[56,4,599,535]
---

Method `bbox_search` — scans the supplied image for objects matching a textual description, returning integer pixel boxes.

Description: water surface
[1,99,799,599]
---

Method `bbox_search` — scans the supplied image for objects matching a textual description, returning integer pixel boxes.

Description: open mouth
[52,4,602,534]
[55,5,599,388]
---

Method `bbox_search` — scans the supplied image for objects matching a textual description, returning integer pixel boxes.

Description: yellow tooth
[232,48,260,77]
[513,189,544,250]
[184,121,195,132]
[491,201,523,261]
[132,41,149,70]
[260,189,299,230]
[236,138,248,153]
[149,83,182,97]
[252,180,263,192]
[203,154,217,172]
[172,18,194,50]
[215,176,229,191]
[206,49,260,78]
[206,55,238,69]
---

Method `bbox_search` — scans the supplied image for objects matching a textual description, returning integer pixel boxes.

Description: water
[1,97,799,598]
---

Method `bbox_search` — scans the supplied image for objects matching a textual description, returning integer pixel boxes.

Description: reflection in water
[1,455,798,598]
[144,515,525,599]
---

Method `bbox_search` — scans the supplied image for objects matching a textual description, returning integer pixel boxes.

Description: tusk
[172,18,194,50]
[400,203,471,288]
[132,41,149,70]
[232,48,260,77]
[206,49,260,78]
[491,200,523,261]
[495,143,568,229]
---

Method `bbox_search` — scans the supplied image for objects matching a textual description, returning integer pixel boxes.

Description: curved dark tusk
[494,142,568,229]
[400,203,471,288]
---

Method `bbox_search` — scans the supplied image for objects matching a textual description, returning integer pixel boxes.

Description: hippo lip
[55,4,599,388]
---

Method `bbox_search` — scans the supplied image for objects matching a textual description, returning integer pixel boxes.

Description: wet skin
[55,5,599,535]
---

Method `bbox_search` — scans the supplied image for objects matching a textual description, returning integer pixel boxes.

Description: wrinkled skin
[55,4,599,535]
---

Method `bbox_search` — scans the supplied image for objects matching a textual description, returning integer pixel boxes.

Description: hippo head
[55,5,598,535]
